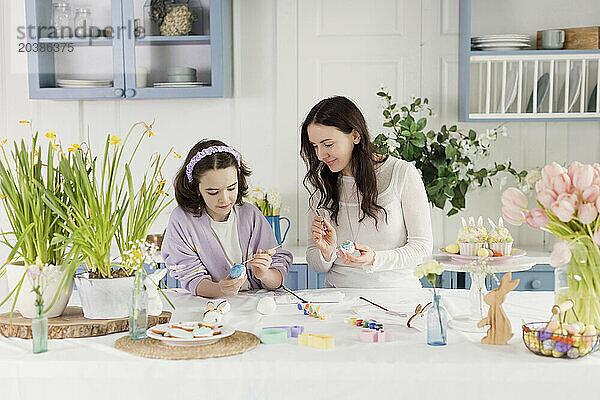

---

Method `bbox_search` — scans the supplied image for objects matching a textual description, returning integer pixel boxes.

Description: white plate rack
[469,53,600,119]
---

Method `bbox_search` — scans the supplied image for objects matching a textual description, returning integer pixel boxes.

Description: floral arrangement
[501,161,600,328]
[373,91,527,216]
[246,186,283,217]
[40,121,175,279]
[414,260,446,342]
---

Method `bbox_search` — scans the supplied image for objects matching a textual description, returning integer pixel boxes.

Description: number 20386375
[18,42,74,52]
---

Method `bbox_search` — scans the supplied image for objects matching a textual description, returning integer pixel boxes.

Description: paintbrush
[241,244,283,265]
[280,285,309,303]
[359,296,408,318]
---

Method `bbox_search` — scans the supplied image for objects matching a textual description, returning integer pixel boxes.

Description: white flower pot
[74,274,134,319]
[5,263,74,318]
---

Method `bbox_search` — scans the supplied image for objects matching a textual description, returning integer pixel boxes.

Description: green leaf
[447,208,459,217]
[410,132,426,148]
[392,114,400,125]
[469,129,477,140]
[383,110,391,119]
[377,91,387,97]
[416,117,427,131]
[445,144,457,159]
[383,122,393,127]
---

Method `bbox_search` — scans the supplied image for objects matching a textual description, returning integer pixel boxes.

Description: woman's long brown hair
[300,96,387,226]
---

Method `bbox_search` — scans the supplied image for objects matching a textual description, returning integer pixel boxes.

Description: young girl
[162,139,292,298]
[301,96,433,288]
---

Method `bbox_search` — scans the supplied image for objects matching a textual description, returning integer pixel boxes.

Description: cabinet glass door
[25,0,125,99]
[123,0,231,99]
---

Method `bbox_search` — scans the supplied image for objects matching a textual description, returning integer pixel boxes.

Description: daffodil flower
[109,135,121,146]
[45,130,56,140]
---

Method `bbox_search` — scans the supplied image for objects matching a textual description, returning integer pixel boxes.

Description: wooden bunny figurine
[477,272,520,345]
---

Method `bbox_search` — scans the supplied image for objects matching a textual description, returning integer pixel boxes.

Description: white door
[296,0,422,243]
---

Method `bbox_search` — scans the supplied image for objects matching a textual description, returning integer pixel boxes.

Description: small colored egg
[567,347,580,359]
[565,323,581,335]
[537,329,552,341]
[552,348,565,358]
[542,339,555,351]
[545,319,559,331]
[555,340,571,353]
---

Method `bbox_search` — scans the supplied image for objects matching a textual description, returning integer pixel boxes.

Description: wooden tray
[0,306,171,339]
[537,26,600,50]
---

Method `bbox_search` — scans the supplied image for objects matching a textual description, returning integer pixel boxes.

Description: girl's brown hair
[300,96,387,226]
[174,139,251,216]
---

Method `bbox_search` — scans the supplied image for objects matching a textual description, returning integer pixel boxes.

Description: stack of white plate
[56,79,113,88]
[471,34,530,51]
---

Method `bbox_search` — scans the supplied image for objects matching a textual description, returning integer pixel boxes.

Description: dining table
[1,286,599,400]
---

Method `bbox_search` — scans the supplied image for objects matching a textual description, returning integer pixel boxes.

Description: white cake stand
[435,253,536,333]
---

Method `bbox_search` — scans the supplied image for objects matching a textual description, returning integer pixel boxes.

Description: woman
[301,96,433,288]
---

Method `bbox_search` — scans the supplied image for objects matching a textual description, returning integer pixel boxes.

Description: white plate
[57,79,113,85]
[472,34,530,40]
[526,73,550,112]
[497,63,519,113]
[441,248,526,262]
[146,323,235,346]
[472,38,530,44]
[474,42,530,48]
[556,63,582,112]
[56,83,112,88]
[153,81,208,87]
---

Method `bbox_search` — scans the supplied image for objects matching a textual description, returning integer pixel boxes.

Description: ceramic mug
[542,29,565,50]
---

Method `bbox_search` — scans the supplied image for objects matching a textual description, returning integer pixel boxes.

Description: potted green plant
[0,125,73,318]
[372,91,527,216]
[41,122,174,319]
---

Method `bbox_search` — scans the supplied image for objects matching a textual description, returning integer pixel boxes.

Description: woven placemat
[114,330,260,360]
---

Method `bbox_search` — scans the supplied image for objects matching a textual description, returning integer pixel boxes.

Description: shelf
[38,37,113,47]
[459,0,600,121]
[470,49,600,57]
[135,35,211,46]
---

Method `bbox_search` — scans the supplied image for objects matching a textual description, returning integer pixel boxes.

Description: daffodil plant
[41,122,174,279]
[0,123,71,314]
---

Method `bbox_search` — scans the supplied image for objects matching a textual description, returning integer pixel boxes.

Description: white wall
[1,0,599,258]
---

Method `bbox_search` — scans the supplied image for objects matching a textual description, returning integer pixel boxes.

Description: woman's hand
[311,216,337,261]
[338,242,375,268]
[249,248,275,280]
[217,273,247,296]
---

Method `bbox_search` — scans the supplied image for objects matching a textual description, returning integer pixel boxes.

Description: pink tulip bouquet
[501,161,600,328]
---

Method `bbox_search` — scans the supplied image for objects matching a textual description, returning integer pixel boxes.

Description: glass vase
[129,269,148,340]
[554,238,600,330]
[32,307,48,354]
[427,294,448,346]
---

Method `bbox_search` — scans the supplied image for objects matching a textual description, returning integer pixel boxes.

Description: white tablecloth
[1,288,599,400]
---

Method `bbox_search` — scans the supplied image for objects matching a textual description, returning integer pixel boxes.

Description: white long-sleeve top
[305,157,433,288]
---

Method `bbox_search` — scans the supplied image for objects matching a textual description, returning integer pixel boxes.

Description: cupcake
[457,216,488,255]
[487,217,513,255]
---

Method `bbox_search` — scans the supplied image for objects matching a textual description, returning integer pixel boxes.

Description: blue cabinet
[25,0,232,99]
[285,264,326,290]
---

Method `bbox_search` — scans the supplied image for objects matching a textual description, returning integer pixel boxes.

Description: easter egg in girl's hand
[230,264,245,279]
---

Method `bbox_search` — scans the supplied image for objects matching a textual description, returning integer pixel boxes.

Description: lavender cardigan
[161,202,292,294]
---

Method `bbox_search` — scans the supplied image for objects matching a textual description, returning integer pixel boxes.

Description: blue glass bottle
[427,294,448,346]
[129,269,148,340]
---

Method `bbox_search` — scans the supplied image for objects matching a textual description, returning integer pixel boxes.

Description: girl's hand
[311,216,337,261]
[250,248,275,280]
[338,242,375,268]
[217,273,247,296]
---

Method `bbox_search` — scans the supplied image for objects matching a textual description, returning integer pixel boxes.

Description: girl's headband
[186,145,240,182]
